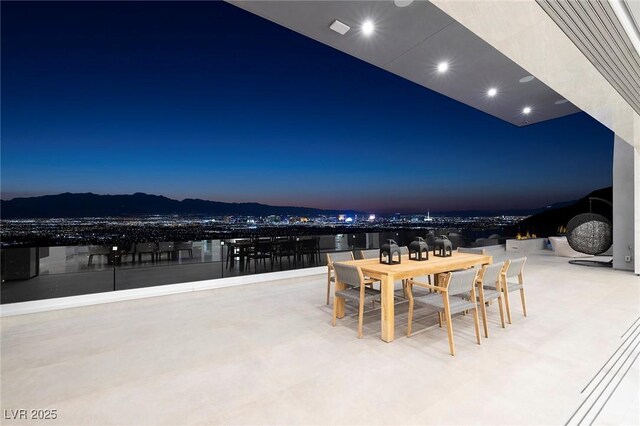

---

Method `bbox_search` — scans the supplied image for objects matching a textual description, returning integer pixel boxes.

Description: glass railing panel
[1,246,114,304]
[365,232,381,249]
[1,230,489,305]
[1,246,115,304]
[36,245,113,275]
[115,261,224,291]
[1,269,115,304]
[114,240,224,290]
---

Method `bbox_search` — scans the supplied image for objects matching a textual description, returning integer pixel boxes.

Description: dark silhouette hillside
[513,187,612,237]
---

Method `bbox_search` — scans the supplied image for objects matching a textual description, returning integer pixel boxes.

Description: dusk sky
[1,1,613,213]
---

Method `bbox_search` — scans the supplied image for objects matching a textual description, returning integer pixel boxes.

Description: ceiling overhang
[537,0,640,116]
[228,0,581,127]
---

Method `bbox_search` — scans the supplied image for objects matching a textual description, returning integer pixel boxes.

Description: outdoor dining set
[225,236,321,271]
[87,241,194,265]
[326,238,528,356]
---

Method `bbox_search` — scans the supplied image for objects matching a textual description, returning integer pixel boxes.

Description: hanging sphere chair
[566,213,612,255]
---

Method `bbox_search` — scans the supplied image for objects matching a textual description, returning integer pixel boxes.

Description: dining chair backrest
[458,247,487,255]
[300,239,316,249]
[358,249,379,260]
[279,240,296,251]
[333,263,363,288]
[327,251,354,266]
[481,262,505,290]
[446,268,479,296]
[400,246,409,255]
[506,257,527,278]
[254,241,272,252]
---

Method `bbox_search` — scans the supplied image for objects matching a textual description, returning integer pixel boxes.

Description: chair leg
[407,296,414,337]
[503,287,513,324]
[438,312,442,328]
[358,295,365,339]
[473,304,482,345]
[479,292,489,338]
[326,271,331,305]
[498,295,506,328]
[520,288,528,317]
[332,296,338,326]
[445,312,455,356]
[442,295,455,356]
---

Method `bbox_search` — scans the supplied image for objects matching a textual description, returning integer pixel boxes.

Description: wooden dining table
[339,251,493,342]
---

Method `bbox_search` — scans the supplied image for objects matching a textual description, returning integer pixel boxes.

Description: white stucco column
[615,112,640,274]
[613,135,636,272]
[635,114,640,275]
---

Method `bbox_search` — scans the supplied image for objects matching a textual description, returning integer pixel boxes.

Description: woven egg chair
[566,198,613,267]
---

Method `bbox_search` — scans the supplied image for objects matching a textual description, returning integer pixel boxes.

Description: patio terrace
[1,250,638,425]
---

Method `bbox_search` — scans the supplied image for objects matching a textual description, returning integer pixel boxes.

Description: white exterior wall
[635,114,640,274]
[613,135,636,271]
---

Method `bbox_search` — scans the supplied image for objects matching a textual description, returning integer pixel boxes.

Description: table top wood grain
[338,251,493,280]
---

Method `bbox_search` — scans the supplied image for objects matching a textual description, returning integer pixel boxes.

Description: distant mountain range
[0,191,586,219]
[0,192,358,218]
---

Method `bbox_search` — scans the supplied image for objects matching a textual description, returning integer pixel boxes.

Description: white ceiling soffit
[537,0,640,116]
[228,0,580,127]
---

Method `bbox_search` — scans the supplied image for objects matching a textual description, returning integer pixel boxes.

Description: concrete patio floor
[1,251,638,425]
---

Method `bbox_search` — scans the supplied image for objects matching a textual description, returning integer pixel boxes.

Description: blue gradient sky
[1,1,613,213]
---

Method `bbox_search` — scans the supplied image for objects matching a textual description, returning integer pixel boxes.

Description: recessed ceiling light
[554,99,568,105]
[522,106,532,114]
[361,20,375,36]
[394,0,414,7]
[437,61,449,73]
[519,75,535,83]
[329,19,350,35]
[487,87,498,97]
